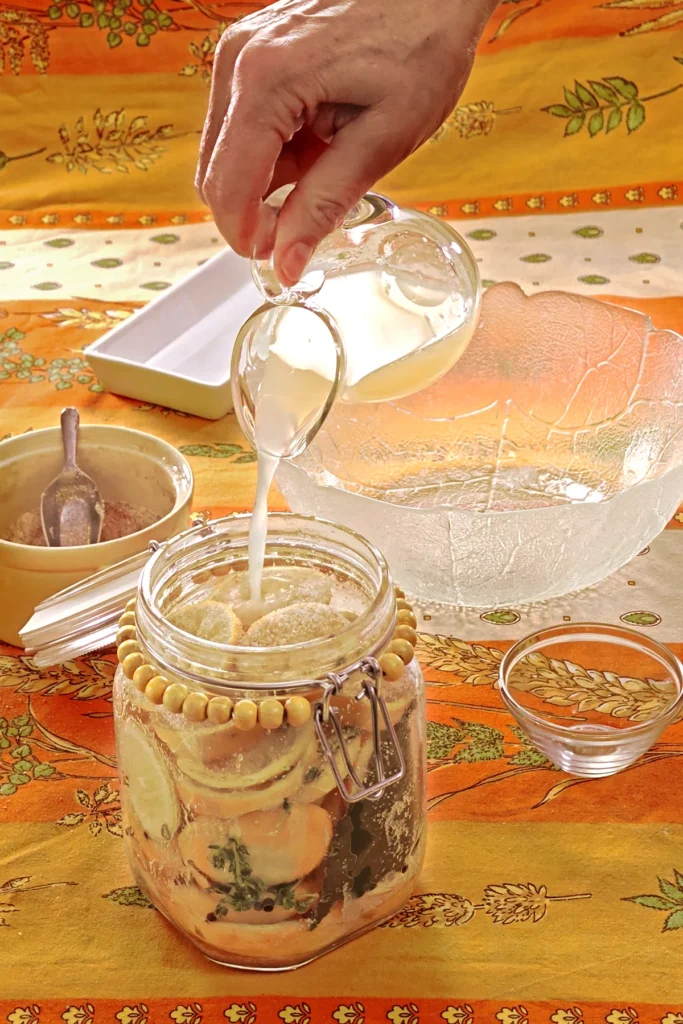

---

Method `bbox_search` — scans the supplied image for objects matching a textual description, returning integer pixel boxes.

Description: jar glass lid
[19,543,159,667]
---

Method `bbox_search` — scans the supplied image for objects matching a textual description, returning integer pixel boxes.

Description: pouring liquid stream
[245,265,478,605]
[246,349,332,612]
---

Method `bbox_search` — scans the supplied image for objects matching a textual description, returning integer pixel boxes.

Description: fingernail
[279,242,314,286]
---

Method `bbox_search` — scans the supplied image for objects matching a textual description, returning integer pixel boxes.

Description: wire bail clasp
[314,659,405,803]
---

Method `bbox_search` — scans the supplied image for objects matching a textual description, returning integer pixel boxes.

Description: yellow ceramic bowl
[0,425,194,646]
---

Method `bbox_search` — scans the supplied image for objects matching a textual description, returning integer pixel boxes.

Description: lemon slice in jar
[178,804,332,888]
[336,674,414,731]
[242,603,351,647]
[157,874,320,929]
[120,720,180,842]
[154,715,261,762]
[298,732,362,804]
[176,754,310,819]
[352,736,374,787]
[168,600,243,644]
[176,720,315,790]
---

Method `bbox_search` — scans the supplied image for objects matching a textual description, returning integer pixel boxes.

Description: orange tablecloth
[2,0,683,1018]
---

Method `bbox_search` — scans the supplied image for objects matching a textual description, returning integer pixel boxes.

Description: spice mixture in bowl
[3,501,160,547]
[0,424,193,645]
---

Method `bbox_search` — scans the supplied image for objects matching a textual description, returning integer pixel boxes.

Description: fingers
[307,102,362,143]
[195,26,250,205]
[202,44,305,256]
[195,9,276,206]
[272,107,411,286]
[269,125,330,194]
[204,114,282,257]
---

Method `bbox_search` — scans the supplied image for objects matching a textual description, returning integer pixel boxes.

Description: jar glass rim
[136,512,396,690]
[499,621,683,739]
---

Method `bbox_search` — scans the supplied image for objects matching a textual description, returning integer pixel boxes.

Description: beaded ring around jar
[115,585,417,729]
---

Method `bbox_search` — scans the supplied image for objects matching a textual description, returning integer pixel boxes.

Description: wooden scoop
[41,408,104,547]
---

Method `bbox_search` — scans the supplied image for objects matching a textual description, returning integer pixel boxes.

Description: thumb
[272,109,409,287]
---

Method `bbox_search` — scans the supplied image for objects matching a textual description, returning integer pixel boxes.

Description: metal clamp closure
[313,658,405,803]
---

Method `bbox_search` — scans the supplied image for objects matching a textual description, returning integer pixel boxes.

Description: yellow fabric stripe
[381,34,683,204]
[2,820,682,1001]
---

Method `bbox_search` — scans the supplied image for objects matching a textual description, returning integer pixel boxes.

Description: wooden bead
[207,696,233,724]
[119,611,136,628]
[387,638,414,665]
[394,586,405,599]
[396,598,412,612]
[285,696,311,728]
[183,691,209,722]
[163,682,189,714]
[116,625,137,646]
[125,598,137,612]
[397,609,417,629]
[117,639,141,663]
[395,624,418,646]
[211,563,231,577]
[122,652,144,680]
[379,652,404,682]
[145,676,169,705]
[132,664,156,693]
[233,699,258,731]
[259,698,284,730]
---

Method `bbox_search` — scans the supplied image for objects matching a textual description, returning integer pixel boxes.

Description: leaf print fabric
[541,76,681,138]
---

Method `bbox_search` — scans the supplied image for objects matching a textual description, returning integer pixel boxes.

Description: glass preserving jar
[113,513,426,970]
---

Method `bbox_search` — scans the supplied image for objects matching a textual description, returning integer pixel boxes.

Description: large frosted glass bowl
[278,283,683,607]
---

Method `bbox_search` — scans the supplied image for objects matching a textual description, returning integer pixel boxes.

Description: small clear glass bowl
[499,623,683,777]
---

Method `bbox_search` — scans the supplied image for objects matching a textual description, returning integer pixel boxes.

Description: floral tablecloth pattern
[1,0,683,1018]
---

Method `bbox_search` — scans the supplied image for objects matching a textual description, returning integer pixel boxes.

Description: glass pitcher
[232,191,481,458]
[113,513,426,970]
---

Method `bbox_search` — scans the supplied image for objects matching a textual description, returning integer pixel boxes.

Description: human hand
[196,0,498,286]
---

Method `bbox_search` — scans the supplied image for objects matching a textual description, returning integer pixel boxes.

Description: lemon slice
[233,803,332,885]
[176,754,310,819]
[158,875,319,930]
[119,720,180,842]
[298,733,362,804]
[255,567,332,605]
[168,600,243,644]
[178,803,332,887]
[176,720,314,790]
[335,675,414,731]
[352,737,374,789]
[154,715,272,763]
[213,568,334,629]
[125,807,190,885]
[159,892,338,966]
[243,602,351,648]
[194,906,347,968]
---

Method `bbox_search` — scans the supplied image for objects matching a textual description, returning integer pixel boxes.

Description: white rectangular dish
[86,248,262,419]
